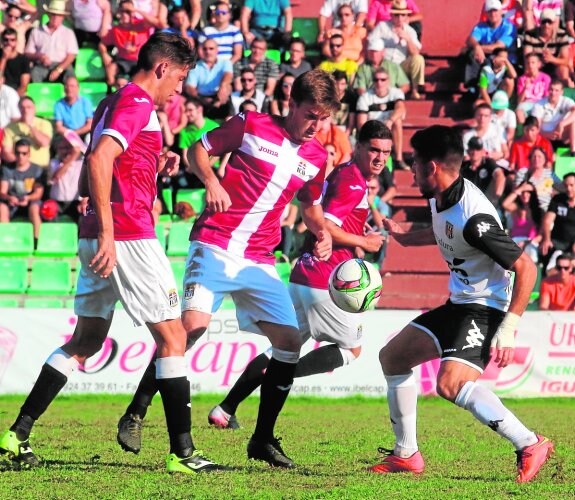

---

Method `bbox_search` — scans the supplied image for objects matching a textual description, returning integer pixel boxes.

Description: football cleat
[166,450,222,473]
[369,447,425,474]
[117,413,143,454]
[208,405,240,430]
[516,434,554,483]
[247,436,295,468]
[0,430,39,467]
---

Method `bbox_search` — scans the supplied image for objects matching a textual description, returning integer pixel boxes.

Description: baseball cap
[540,8,557,22]
[468,136,484,151]
[484,0,502,11]
[367,38,384,51]
[491,90,509,110]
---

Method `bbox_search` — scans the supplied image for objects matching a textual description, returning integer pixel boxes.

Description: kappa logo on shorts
[462,319,485,350]
[168,289,178,307]
[184,283,197,300]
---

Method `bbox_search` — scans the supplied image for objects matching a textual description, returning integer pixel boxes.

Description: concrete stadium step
[377,273,449,310]
[382,238,446,274]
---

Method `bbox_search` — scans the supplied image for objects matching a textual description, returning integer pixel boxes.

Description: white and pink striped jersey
[190,111,328,264]
[80,83,162,241]
[291,161,370,290]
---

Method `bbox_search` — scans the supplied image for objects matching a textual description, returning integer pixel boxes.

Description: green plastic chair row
[0,222,78,257]
[0,258,75,295]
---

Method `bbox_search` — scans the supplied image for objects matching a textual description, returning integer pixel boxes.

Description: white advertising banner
[0,309,574,397]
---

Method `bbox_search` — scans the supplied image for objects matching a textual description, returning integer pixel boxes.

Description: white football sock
[455,381,538,450]
[386,371,419,458]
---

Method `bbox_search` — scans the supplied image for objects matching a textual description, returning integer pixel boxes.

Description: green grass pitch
[0,394,573,499]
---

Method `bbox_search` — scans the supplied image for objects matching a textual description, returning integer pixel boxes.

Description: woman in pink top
[516,53,551,124]
[502,181,542,262]
[366,0,422,34]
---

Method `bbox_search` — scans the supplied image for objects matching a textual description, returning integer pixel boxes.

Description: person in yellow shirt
[318,33,358,83]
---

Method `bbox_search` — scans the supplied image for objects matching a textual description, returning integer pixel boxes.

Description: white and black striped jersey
[430,177,523,312]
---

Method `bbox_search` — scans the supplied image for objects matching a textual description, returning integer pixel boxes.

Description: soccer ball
[329,258,383,313]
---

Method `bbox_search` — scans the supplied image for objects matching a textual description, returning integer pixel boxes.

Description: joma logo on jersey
[477,221,491,236]
[445,221,454,239]
[258,145,278,157]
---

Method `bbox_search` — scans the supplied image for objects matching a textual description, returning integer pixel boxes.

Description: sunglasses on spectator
[215,9,229,14]
[374,77,388,82]
[241,78,255,82]
[5,14,20,20]
[556,264,571,271]
[541,19,553,24]
[330,44,342,48]
[2,37,17,43]
[15,150,29,156]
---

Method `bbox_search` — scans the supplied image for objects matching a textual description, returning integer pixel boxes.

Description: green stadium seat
[170,260,186,288]
[26,83,65,119]
[35,222,78,257]
[80,82,108,111]
[175,188,206,216]
[553,147,575,180]
[0,298,20,307]
[166,223,193,256]
[27,260,72,295]
[292,18,321,56]
[75,48,106,82]
[24,298,64,308]
[0,222,34,256]
[162,187,174,215]
[243,49,282,64]
[155,223,167,251]
[0,258,28,293]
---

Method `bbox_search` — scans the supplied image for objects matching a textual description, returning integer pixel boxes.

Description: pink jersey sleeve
[102,91,155,151]
[201,112,246,156]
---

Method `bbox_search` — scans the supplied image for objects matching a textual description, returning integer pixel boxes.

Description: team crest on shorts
[184,283,196,300]
[445,221,454,239]
[168,289,179,307]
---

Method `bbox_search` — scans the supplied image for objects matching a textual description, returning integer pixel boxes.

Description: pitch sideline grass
[0,394,573,499]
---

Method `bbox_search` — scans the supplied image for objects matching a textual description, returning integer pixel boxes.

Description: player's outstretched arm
[187,141,231,213]
[383,218,436,246]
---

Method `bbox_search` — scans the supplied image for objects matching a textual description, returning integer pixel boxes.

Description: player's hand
[205,180,232,212]
[90,232,116,278]
[313,229,332,261]
[381,215,404,235]
[363,232,385,253]
[490,312,519,368]
[158,151,180,177]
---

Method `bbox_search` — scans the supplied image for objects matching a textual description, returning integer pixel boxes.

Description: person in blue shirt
[54,76,93,140]
[463,0,517,90]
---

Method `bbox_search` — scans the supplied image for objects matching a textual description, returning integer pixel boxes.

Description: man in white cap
[463,0,517,90]
[523,8,571,87]
[368,0,425,100]
[354,37,409,96]
[25,0,79,83]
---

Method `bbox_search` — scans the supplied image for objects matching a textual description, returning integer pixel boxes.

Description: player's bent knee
[436,378,465,402]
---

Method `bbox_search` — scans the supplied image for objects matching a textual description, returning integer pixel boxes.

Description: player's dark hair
[524,116,539,129]
[136,32,196,72]
[358,120,392,143]
[410,125,464,171]
[290,68,340,114]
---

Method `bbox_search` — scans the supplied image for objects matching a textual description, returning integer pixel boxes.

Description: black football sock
[252,357,296,443]
[11,364,68,440]
[157,376,194,457]
[220,353,269,415]
[294,344,345,377]
[125,354,158,419]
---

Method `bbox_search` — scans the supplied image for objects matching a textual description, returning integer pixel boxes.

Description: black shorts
[411,301,506,372]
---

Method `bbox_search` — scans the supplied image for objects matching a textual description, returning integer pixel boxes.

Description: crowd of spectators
[4,0,575,301]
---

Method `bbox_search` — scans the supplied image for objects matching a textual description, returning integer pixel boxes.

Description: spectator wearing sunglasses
[200,0,243,63]
[0,28,30,96]
[318,33,358,82]
[539,253,575,310]
[0,4,34,54]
